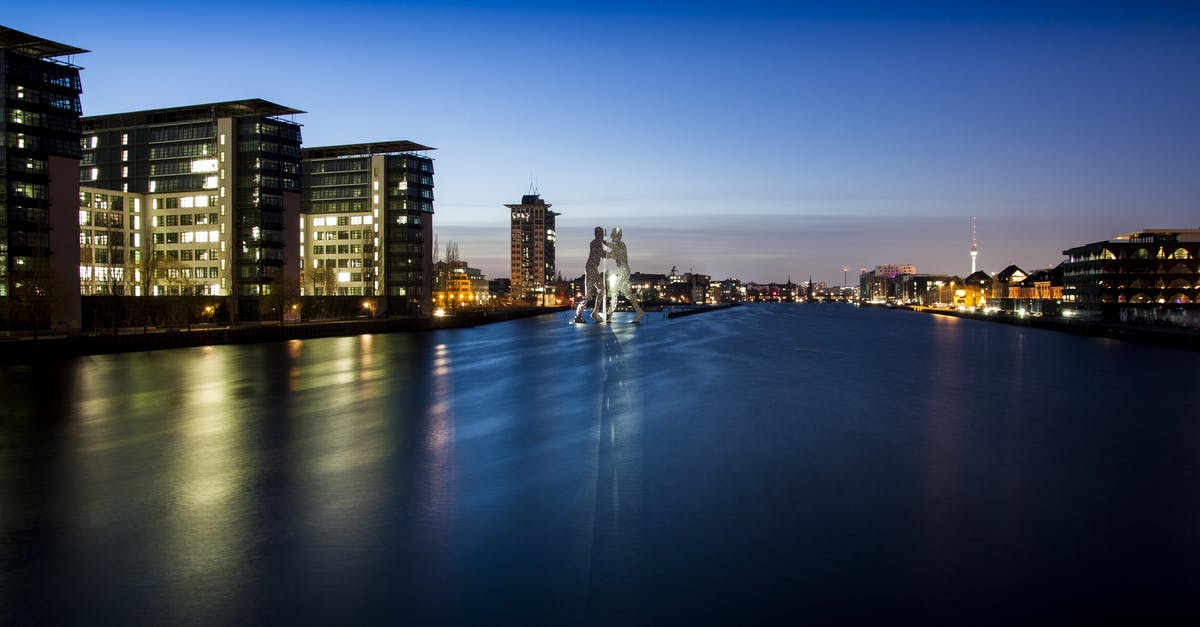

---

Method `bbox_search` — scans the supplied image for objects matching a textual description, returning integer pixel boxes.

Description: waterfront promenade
[900,304,1200,351]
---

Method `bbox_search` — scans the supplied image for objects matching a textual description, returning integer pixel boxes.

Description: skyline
[7,1,1199,283]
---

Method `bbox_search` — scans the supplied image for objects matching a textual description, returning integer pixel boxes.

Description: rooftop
[1113,229,1200,243]
[303,141,435,159]
[0,25,88,60]
[82,99,304,129]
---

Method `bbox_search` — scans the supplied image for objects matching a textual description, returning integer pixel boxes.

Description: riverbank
[900,304,1200,352]
[0,307,570,363]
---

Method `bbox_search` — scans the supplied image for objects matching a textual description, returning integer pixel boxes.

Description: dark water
[2,304,1199,625]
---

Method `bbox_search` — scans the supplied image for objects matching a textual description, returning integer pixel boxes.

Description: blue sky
[8,1,1199,283]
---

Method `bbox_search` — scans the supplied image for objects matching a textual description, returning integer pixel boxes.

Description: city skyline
[7,1,1199,283]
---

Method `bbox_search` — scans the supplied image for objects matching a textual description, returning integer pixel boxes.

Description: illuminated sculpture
[606,227,645,323]
[575,226,608,323]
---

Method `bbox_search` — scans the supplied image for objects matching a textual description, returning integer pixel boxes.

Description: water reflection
[4,306,1200,624]
[586,321,646,620]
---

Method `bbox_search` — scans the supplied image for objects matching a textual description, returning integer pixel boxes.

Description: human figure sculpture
[606,227,645,323]
[575,226,607,323]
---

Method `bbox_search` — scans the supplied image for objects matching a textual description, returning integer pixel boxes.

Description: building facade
[1063,229,1200,308]
[507,193,558,305]
[81,99,303,320]
[301,142,434,316]
[1,26,86,331]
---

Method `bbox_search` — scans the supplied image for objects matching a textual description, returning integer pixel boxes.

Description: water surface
[2,304,1199,625]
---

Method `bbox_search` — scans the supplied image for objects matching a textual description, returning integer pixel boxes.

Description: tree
[266,275,301,323]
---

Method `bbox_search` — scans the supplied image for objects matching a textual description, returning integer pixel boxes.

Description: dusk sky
[8,1,1199,283]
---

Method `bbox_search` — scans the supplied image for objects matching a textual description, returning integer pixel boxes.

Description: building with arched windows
[1063,229,1200,325]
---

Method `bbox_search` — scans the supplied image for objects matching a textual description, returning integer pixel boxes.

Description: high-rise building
[300,142,435,316]
[1,26,86,331]
[506,193,558,305]
[81,99,303,319]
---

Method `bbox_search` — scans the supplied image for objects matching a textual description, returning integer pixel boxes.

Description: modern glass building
[81,99,303,320]
[301,142,435,316]
[507,193,558,306]
[1,26,86,331]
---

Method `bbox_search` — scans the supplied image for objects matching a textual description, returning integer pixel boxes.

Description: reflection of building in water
[1,27,87,331]
[301,142,436,316]
[81,99,304,320]
[506,193,558,306]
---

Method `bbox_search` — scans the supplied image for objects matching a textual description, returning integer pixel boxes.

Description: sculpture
[606,227,645,323]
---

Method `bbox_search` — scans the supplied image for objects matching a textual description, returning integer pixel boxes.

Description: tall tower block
[506,193,558,306]
[970,217,978,275]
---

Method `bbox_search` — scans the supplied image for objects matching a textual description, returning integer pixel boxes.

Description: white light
[191,159,218,173]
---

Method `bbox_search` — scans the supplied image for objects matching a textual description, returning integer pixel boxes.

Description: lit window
[203,176,218,189]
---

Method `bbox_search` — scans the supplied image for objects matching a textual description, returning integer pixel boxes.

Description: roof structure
[303,141,435,159]
[0,26,88,59]
[82,99,304,129]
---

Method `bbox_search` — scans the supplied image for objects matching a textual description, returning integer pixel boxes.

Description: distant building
[961,270,994,308]
[992,265,1028,299]
[434,260,490,310]
[489,277,511,298]
[860,265,913,303]
[875,264,916,279]
[1,26,87,332]
[301,142,435,316]
[900,274,959,306]
[506,193,558,305]
[81,99,304,320]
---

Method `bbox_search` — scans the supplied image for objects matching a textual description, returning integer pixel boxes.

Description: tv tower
[970,217,978,274]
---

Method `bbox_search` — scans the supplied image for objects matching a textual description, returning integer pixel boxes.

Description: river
[2,304,1198,625]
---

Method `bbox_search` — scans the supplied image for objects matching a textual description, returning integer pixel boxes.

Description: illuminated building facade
[78,187,143,295]
[433,260,490,310]
[301,142,435,316]
[1,26,86,331]
[81,99,303,319]
[507,193,558,305]
[1063,229,1200,307]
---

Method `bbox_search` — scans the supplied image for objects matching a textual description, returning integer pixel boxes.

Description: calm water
[2,304,1199,625]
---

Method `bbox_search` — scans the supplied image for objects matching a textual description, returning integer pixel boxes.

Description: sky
[7,1,1200,283]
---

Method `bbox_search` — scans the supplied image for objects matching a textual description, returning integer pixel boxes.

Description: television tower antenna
[970,217,978,274]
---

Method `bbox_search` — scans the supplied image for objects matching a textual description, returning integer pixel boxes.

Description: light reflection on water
[2,305,1200,624]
